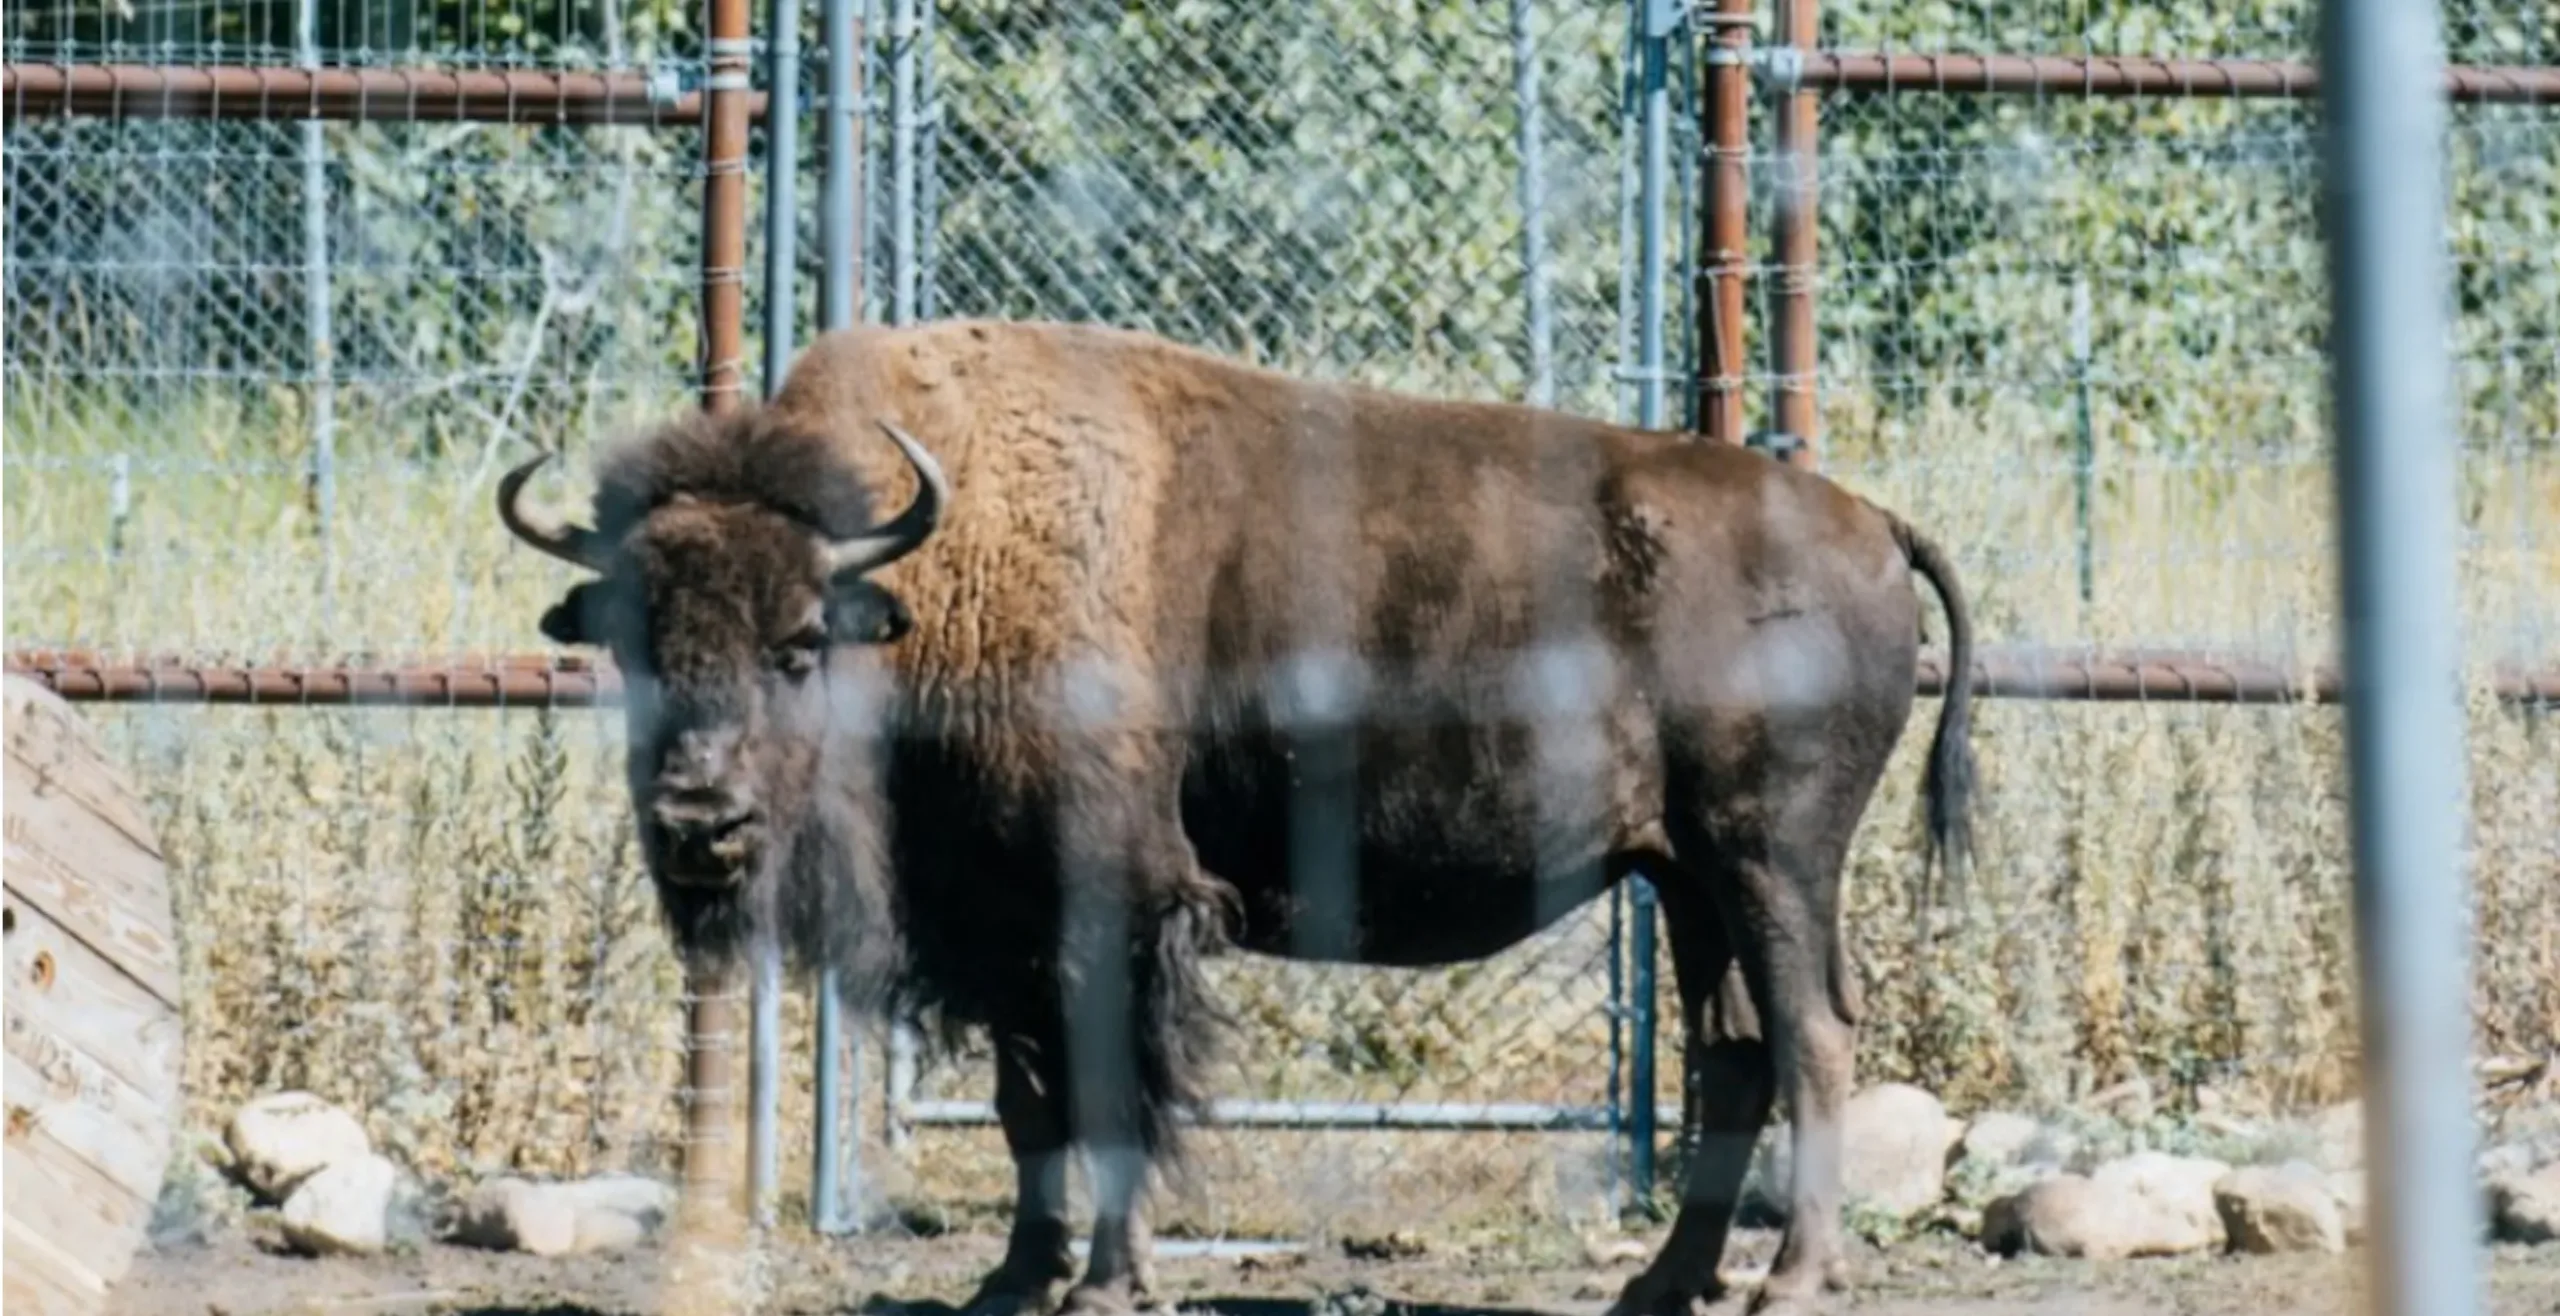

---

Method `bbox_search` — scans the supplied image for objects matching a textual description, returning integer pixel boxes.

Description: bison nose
[650,791,764,884]
[652,792,760,842]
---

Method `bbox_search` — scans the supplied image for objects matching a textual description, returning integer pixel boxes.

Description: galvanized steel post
[746,0,805,1235]
[812,0,869,1237]
[295,0,335,606]
[1765,0,1819,467]
[882,0,923,1148]
[2320,0,2487,1312]
[1510,0,1554,407]
[1623,0,1685,1200]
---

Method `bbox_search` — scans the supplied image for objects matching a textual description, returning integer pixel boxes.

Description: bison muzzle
[498,318,1977,1316]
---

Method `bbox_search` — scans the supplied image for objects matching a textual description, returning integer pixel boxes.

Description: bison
[496,318,1975,1316]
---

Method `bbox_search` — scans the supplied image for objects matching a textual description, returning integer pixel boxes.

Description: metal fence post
[1509,0,1554,408]
[812,0,870,1238]
[1697,0,1751,446]
[2320,1,2486,1313]
[1621,0,1684,1202]
[746,0,806,1236]
[295,0,334,611]
[881,0,923,1150]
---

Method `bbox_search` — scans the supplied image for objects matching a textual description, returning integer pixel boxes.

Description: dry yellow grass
[4,375,2553,1246]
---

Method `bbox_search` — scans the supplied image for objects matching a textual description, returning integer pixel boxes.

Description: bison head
[497,419,947,891]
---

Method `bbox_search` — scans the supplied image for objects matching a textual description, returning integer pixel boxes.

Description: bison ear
[539,581,603,647]
[825,579,913,646]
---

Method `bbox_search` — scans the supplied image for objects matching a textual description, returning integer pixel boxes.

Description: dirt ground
[106,1226,2560,1316]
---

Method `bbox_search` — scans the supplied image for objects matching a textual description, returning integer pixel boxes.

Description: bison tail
[1889,512,1978,910]
[1127,883,1238,1181]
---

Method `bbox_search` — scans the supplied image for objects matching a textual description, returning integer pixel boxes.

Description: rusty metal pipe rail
[2,62,769,124]
[1773,53,2560,105]
[9,649,2555,709]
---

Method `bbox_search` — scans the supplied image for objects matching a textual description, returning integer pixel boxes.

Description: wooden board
[5,675,185,1316]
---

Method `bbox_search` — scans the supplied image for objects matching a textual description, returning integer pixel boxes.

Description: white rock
[2311,1100,2363,1171]
[1982,1175,2110,1258]
[2325,1169,2367,1246]
[2213,1163,2345,1255]
[1954,1112,2046,1171]
[451,1174,677,1256]
[1842,1083,1952,1217]
[2489,1163,2560,1245]
[555,1173,678,1224]
[225,1091,373,1204]
[453,1177,576,1256]
[1983,1151,2231,1260]
[1751,1083,1952,1220]
[278,1154,400,1256]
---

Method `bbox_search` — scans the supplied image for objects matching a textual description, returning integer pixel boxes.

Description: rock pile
[213,1090,677,1261]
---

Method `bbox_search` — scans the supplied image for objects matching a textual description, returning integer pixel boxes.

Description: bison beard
[498,317,1976,1316]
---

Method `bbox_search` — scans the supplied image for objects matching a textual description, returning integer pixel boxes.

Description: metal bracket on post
[1752,46,1806,95]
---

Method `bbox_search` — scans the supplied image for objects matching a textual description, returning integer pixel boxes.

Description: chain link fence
[7,0,2555,1276]
[1776,0,2558,1133]
[6,0,1679,1247]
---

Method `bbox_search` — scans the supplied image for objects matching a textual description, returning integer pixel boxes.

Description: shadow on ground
[857,1299,1569,1316]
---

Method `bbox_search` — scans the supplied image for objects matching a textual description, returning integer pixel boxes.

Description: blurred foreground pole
[296,0,335,610]
[748,0,804,1234]
[881,0,923,1148]
[2320,1,2485,1314]
[1509,0,1554,407]
[1621,0,1682,1200]
[812,0,868,1237]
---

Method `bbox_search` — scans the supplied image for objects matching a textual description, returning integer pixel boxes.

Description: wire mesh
[9,0,2559,1298]
[4,0,1673,1255]
[1769,3,2559,1137]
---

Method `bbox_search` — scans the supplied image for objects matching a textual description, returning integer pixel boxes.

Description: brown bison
[496,318,1975,1316]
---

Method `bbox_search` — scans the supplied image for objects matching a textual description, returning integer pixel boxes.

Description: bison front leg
[962,1031,1079,1316]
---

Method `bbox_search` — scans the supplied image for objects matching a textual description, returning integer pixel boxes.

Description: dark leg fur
[1607,873,1778,1316]
[1040,732,1233,1315]
[964,1031,1079,1316]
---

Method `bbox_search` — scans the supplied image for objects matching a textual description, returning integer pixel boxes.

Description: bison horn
[822,420,950,580]
[497,451,610,572]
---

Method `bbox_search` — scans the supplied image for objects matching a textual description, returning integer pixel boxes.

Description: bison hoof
[961,1276,1065,1316]
[1603,1269,1728,1316]
[1741,1272,1838,1316]
[1054,1282,1147,1316]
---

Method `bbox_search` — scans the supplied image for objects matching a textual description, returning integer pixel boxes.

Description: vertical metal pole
[747,0,805,1236]
[749,935,783,1229]
[2321,1,2485,1314]
[2070,274,2096,613]
[1510,0,1554,408]
[882,0,923,1149]
[1698,0,1750,445]
[1764,0,1820,467]
[890,0,918,324]
[764,0,803,394]
[673,0,755,1240]
[702,0,754,414]
[813,0,869,1237]
[1624,0,1680,1201]
[296,0,335,611]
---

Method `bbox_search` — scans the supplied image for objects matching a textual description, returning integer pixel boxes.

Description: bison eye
[771,631,826,681]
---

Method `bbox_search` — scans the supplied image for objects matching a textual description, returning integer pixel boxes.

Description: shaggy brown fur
[501,317,1976,1316]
